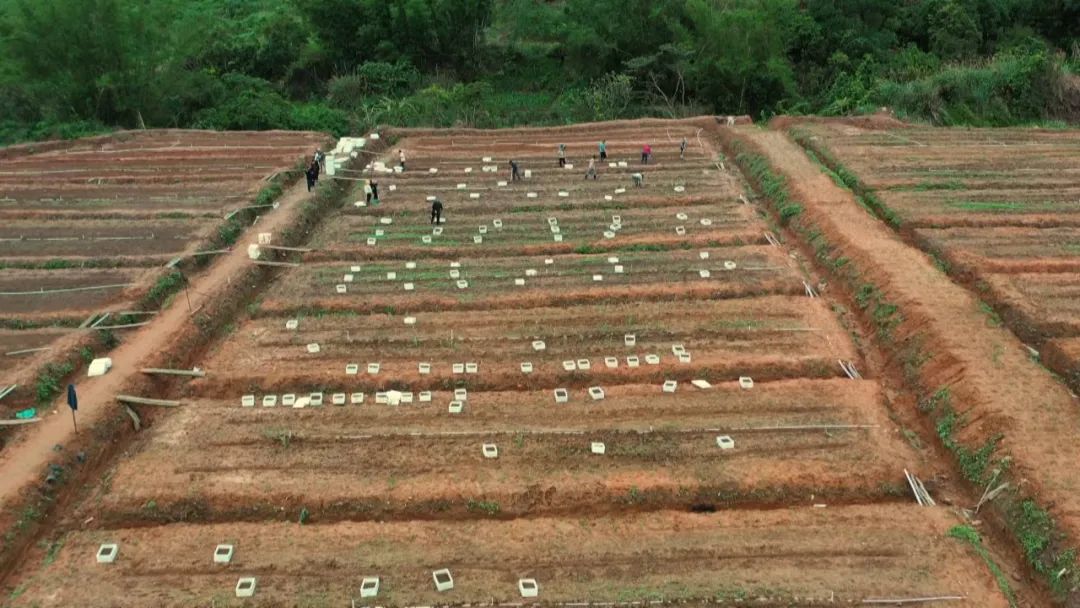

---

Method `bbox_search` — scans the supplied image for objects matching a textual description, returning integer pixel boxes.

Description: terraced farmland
[793,122,1080,391]
[0,130,325,420]
[0,120,1018,606]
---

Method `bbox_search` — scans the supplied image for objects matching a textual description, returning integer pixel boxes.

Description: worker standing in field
[430,198,444,224]
[370,180,379,202]
[641,143,652,164]
[557,143,567,167]
[363,180,374,204]
[305,158,319,192]
[598,140,607,161]
[679,137,688,159]
[398,149,406,170]
[314,147,325,171]
[510,159,522,181]
[585,156,598,180]
[631,172,644,187]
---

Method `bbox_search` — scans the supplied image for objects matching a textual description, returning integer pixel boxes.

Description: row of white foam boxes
[97,541,539,599]
[239,377,753,410]
[477,434,737,460]
[239,387,463,408]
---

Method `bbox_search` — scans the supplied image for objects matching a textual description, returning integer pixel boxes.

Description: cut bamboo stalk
[0,384,17,400]
[116,395,180,407]
[253,260,300,267]
[862,598,965,605]
[0,418,40,426]
[262,245,312,253]
[90,322,150,330]
[140,368,206,377]
[5,347,50,356]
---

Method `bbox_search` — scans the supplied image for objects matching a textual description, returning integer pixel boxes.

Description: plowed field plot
[0,130,323,419]
[797,122,1080,390]
[3,120,1013,606]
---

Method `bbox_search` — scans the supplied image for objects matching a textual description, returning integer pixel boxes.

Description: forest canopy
[0,0,1077,144]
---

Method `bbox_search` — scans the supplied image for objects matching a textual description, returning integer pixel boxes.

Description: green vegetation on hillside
[0,0,1077,144]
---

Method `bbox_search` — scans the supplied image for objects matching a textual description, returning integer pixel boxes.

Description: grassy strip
[948,525,1018,607]
[788,128,903,229]
[725,132,1079,602]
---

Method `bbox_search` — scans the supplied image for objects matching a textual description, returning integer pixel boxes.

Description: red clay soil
[0,179,323,509]
[9,507,1007,608]
[729,126,1080,563]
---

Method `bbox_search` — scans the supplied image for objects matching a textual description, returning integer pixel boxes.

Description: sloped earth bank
[1,118,1020,606]
[719,124,1080,604]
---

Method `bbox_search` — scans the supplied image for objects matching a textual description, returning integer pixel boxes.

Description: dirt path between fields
[733,126,1080,592]
[0,180,317,508]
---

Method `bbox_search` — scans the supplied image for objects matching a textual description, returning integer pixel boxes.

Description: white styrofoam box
[739,376,754,389]
[562,360,576,371]
[519,578,539,598]
[374,229,385,237]
[247,244,261,259]
[478,225,488,234]
[626,356,640,368]
[724,261,737,270]
[674,185,686,192]
[473,235,483,244]
[309,392,324,406]
[470,192,480,199]
[624,334,636,346]
[419,391,432,402]
[346,363,359,375]
[525,268,538,277]
[351,393,365,404]
[545,258,554,265]
[429,168,439,174]
[406,261,417,269]
[604,357,618,368]
[336,284,347,294]
[214,544,234,564]
[404,316,416,325]
[96,543,118,564]
[235,577,257,598]
[262,395,277,407]
[366,237,377,246]
[450,269,461,278]
[699,270,711,278]
[678,352,691,363]
[285,319,298,330]
[427,195,437,201]
[482,444,499,459]
[675,226,686,236]
[386,271,397,280]
[554,388,569,403]
[457,279,469,288]
[716,435,735,450]
[241,395,255,407]
[558,191,569,197]
[403,282,414,291]
[700,251,710,260]
[465,363,478,374]
[526,192,538,198]
[591,442,606,455]
[282,394,296,407]
[360,577,380,598]
[420,234,432,244]
[588,386,605,401]
[614,188,626,194]
[677,212,689,220]
[645,354,661,365]
[332,393,346,405]
[453,363,465,374]
[520,362,533,373]
[454,388,468,401]
[457,183,467,189]
[433,569,454,592]
[344,273,354,282]
[692,379,711,389]
[497,180,508,186]
[532,340,546,351]
[400,392,414,404]
[593,274,603,282]
[448,400,464,414]
[553,234,563,242]
[614,265,624,273]
[604,231,616,239]
[493,219,503,228]
[380,217,393,225]
[700,218,713,226]
[515,278,526,286]
[419,362,431,374]
[87,357,112,377]
[662,380,678,393]
[604,195,613,201]
[375,392,388,404]
[548,217,558,225]
[368,363,380,374]
[577,359,591,370]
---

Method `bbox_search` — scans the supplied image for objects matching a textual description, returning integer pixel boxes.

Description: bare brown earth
[0,129,325,429]
[0,119,1017,606]
[726,123,1080,602]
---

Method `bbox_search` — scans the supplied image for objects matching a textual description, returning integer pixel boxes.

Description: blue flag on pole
[66,384,77,411]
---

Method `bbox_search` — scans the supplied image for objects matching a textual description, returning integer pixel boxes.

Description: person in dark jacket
[431,198,444,224]
[509,159,521,181]
[305,159,319,192]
